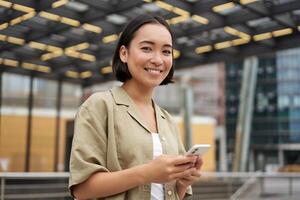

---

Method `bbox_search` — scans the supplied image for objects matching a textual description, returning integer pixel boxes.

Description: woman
[69,14,203,200]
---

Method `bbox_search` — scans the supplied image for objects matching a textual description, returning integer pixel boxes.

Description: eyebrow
[139,40,172,48]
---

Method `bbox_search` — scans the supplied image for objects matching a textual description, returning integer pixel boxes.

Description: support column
[181,77,193,149]
[218,126,228,171]
[233,57,258,171]
[0,71,2,136]
[278,146,284,167]
[25,74,34,172]
[54,79,62,171]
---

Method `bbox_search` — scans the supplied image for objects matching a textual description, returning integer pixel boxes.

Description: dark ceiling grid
[0,0,300,87]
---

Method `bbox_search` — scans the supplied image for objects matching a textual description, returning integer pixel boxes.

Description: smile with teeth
[145,68,162,74]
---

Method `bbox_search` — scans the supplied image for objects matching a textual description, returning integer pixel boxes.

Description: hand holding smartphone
[185,144,210,156]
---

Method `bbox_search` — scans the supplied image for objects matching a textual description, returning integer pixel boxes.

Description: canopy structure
[1,0,300,87]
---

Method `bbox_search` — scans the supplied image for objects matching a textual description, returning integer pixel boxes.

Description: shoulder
[75,90,114,124]
[81,90,113,110]
[75,90,114,121]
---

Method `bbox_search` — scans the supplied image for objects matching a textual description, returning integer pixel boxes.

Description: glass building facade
[225,47,300,170]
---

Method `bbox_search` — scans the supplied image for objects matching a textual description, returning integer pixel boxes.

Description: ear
[119,45,128,63]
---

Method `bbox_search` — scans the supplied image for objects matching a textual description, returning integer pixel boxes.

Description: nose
[150,52,163,66]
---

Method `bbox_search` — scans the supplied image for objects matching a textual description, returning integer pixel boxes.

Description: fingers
[174,156,203,187]
[190,169,201,177]
[172,155,197,165]
[149,155,203,184]
[177,176,199,187]
[176,169,201,187]
[171,163,194,173]
[194,156,203,170]
[170,167,197,180]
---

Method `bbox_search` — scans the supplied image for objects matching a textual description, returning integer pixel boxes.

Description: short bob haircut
[112,14,174,85]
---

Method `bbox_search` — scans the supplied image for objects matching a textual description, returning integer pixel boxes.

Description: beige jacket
[69,86,192,200]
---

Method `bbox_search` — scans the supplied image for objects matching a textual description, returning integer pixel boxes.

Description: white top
[151,133,164,200]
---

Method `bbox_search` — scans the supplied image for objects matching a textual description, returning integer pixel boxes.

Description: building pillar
[181,76,193,149]
[217,126,228,171]
[25,74,34,172]
[278,145,284,167]
[54,79,62,171]
[0,71,2,136]
[233,57,258,171]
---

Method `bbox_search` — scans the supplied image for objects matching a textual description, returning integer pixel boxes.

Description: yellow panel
[192,122,216,171]
[1,114,215,172]
[176,117,216,172]
[0,116,27,172]
[1,115,68,172]
[30,116,56,171]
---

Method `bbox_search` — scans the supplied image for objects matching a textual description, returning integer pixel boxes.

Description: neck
[122,81,154,105]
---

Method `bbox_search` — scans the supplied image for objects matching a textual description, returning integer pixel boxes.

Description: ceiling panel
[0,0,300,86]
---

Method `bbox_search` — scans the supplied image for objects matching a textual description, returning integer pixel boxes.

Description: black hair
[112,14,174,85]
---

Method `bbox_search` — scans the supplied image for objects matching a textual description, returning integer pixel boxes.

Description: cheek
[166,57,173,69]
[128,52,148,66]
[139,52,153,62]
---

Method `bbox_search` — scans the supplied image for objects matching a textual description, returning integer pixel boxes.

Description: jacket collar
[110,86,165,133]
[110,86,132,107]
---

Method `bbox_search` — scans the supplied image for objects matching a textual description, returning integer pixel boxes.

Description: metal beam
[25,74,34,172]
[0,65,83,85]
[235,0,297,29]
[0,70,2,138]
[1,2,120,51]
[164,0,191,12]
[77,0,111,11]
[174,32,300,70]
[54,78,62,171]
[1,0,300,86]
[193,0,229,13]
[179,1,300,38]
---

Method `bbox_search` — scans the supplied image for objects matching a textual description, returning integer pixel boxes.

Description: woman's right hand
[143,155,197,183]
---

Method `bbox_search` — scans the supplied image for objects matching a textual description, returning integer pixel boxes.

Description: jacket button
[167,190,172,196]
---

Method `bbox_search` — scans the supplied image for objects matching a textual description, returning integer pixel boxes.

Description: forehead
[132,23,172,45]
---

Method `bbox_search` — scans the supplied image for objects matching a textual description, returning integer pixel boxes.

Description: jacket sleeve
[69,97,109,191]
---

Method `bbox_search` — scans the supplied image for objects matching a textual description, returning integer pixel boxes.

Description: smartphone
[185,144,211,156]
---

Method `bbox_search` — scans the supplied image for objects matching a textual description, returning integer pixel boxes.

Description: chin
[142,81,161,88]
[151,81,164,88]
[142,77,166,88]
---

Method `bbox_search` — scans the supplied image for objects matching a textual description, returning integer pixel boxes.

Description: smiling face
[119,23,173,89]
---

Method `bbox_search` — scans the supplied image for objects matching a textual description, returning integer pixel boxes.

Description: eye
[141,46,152,52]
[163,49,172,56]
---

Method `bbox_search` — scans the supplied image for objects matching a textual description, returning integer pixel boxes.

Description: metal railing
[199,172,300,200]
[0,172,71,200]
[229,172,258,200]
[1,172,300,200]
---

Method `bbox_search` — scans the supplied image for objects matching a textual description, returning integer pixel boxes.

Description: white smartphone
[185,144,211,156]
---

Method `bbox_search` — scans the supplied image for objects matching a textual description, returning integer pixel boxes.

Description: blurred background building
[0,0,300,175]
[226,47,300,172]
